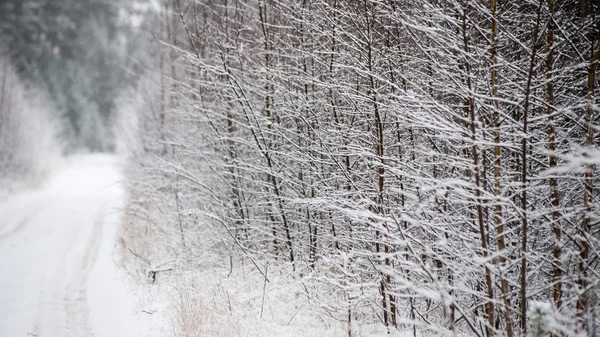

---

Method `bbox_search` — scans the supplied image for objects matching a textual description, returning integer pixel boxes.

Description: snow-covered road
[0,154,153,337]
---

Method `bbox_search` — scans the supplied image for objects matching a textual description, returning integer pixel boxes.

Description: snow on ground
[0,154,158,337]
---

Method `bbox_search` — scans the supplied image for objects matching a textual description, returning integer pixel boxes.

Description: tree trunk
[462,6,495,335]
[490,1,514,336]
[577,27,600,333]
[545,0,563,314]
[519,2,544,334]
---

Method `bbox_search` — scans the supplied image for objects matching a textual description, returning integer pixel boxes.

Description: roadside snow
[0,154,157,337]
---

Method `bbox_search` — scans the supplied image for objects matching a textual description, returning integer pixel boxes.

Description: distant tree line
[0,0,135,151]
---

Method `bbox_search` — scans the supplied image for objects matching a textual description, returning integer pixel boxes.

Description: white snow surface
[0,154,155,337]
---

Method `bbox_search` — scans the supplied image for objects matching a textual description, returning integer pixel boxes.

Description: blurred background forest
[0,0,149,152]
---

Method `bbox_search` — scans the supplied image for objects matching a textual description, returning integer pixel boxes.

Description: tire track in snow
[31,205,88,337]
[0,202,47,244]
[65,202,107,337]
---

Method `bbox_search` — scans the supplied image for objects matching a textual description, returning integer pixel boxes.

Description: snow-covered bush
[528,302,553,337]
[0,55,62,190]
[113,71,163,159]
